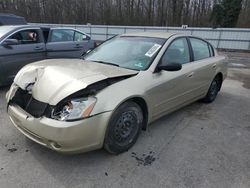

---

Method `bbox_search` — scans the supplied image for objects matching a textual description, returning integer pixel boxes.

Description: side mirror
[86,36,91,40]
[81,35,90,41]
[82,35,87,40]
[2,39,19,48]
[156,62,182,72]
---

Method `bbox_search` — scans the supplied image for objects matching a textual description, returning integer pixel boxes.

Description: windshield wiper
[92,60,120,67]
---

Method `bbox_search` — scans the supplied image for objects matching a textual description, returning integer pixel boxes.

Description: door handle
[74,43,82,48]
[34,46,43,51]
[187,72,194,78]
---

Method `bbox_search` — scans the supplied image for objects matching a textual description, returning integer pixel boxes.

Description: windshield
[84,36,166,71]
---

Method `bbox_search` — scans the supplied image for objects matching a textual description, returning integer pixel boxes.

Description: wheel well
[129,97,149,131]
[215,73,223,90]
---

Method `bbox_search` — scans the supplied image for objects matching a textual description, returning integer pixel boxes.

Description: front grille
[10,88,48,118]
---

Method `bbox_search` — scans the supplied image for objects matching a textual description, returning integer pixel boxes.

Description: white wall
[32,23,250,50]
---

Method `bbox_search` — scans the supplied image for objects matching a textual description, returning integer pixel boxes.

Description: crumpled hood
[14,59,138,105]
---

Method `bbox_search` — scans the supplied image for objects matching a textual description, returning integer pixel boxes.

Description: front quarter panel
[91,71,152,119]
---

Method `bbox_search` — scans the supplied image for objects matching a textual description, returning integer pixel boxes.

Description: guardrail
[31,23,250,51]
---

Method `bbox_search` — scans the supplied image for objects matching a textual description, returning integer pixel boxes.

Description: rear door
[46,28,90,58]
[0,28,45,84]
[188,37,217,95]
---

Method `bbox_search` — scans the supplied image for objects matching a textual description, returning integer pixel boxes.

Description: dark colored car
[0,14,27,25]
[0,25,96,86]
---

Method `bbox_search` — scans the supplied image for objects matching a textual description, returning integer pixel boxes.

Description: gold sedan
[6,32,228,154]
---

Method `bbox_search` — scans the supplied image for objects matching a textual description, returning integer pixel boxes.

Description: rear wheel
[104,102,143,154]
[202,76,222,103]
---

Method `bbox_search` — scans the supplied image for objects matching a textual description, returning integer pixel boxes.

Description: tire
[202,76,222,103]
[104,101,143,154]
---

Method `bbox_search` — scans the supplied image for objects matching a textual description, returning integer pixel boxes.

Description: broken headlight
[52,97,97,121]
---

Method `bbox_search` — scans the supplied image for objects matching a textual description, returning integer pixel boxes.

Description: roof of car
[0,25,85,30]
[0,25,37,29]
[121,32,179,39]
[0,13,23,17]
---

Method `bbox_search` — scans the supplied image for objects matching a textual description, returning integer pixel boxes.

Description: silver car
[6,32,228,154]
[0,25,95,86]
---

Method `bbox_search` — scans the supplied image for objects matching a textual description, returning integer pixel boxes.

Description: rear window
[50,29,74,42]
[190,38,210,61]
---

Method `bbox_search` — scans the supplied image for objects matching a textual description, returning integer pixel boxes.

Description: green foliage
[222,0,243,27]
[210,4,224,28]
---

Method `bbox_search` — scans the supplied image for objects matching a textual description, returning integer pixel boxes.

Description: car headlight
[52,97,97,121]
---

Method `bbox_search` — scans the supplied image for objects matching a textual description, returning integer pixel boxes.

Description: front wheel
[202,76,222,103]
[104,102,143,154]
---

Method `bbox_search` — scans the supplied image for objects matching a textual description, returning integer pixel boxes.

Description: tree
[222,0,243,27]
[237,0,250,27]
[210,4,224,28]
[0,0,248,27]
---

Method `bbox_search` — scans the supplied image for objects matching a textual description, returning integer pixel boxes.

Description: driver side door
[0,28,45,85]
[146,37,200,120]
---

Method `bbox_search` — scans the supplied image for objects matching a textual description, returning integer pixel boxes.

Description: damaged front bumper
[6,84,112,154]
[7,104,112,153]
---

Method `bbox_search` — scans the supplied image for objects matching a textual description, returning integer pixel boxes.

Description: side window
[50,29,74,42]
[74,31,87,41]
[8,30,40,44]
[161,38,190,65]
[190,38,210,61]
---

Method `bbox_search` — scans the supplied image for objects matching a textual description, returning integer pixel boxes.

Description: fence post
[89,25,92,38]
[217,29,223,49]
[106,26,109,40]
